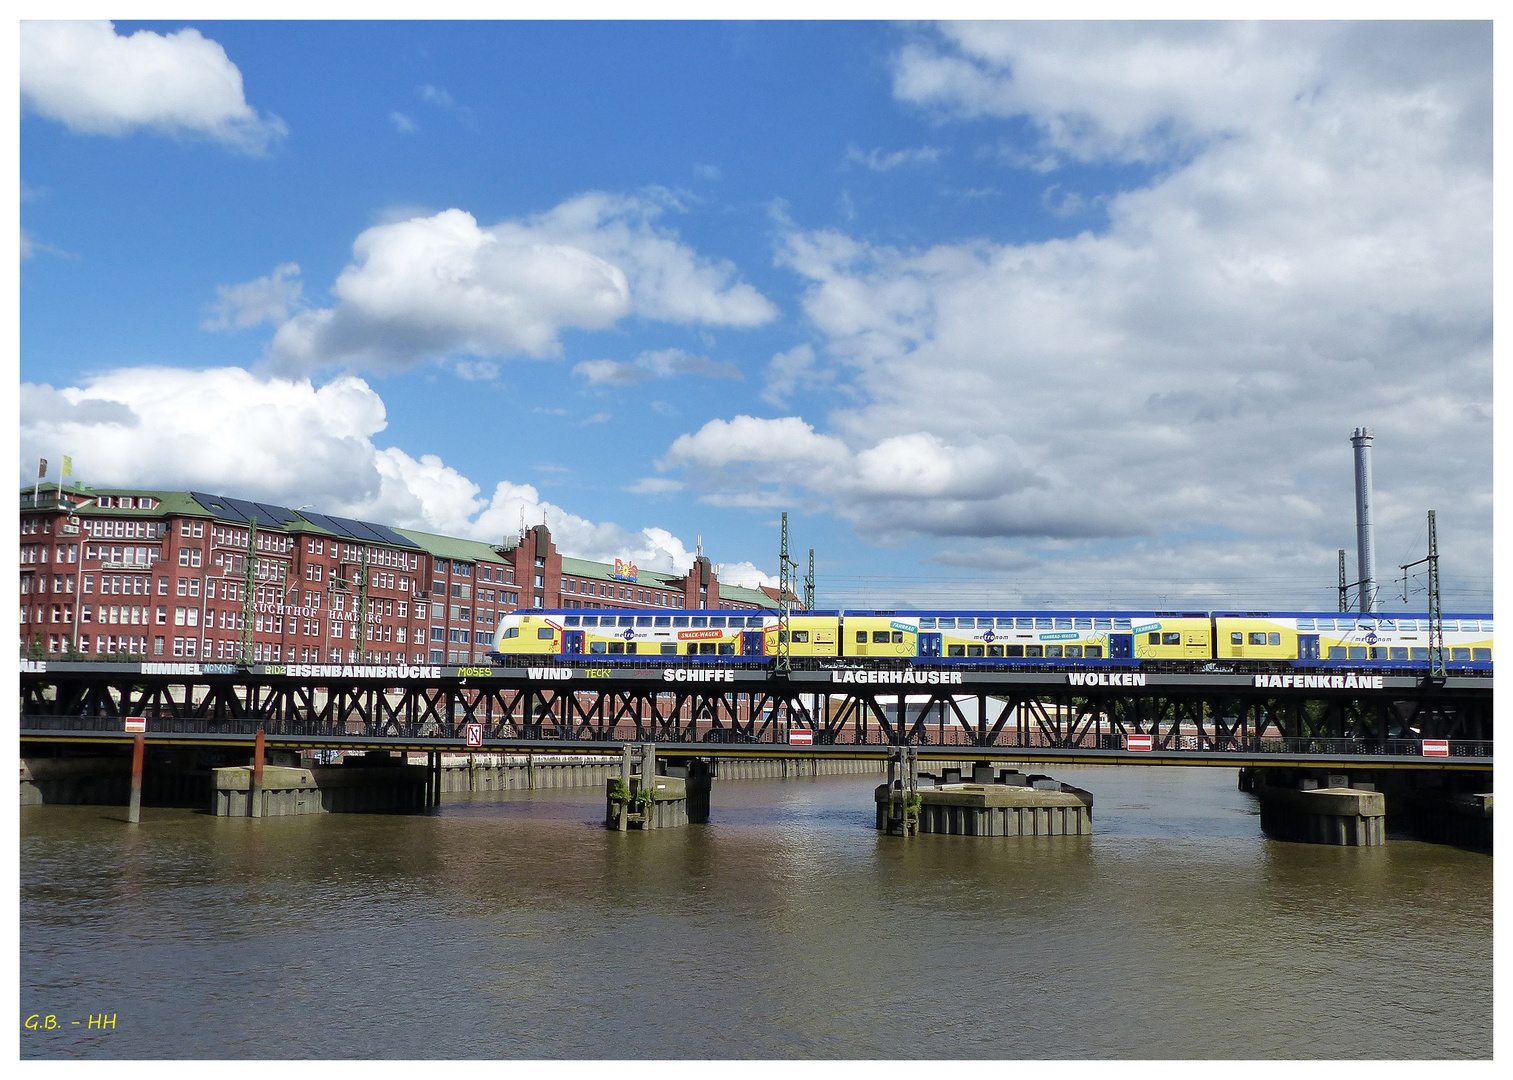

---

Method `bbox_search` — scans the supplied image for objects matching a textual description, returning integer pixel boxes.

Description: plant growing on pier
[608,779,632,804]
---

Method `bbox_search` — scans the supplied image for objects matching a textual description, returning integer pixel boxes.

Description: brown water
[19,766,1491,1059]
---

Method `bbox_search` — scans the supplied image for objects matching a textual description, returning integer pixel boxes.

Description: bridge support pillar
[880,745,921,836]
[1255,778,1386,846]
[606,743,689,830]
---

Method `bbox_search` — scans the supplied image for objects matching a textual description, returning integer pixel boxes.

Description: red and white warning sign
[788,729,813,745]
[1421,739,1450,757]
[1126,733,1153,752]
[124,715,147,733]
[464,723,484,747]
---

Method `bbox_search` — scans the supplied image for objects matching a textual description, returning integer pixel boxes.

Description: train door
[1297,634,1320,661]
[743,631,764,657]
[919,633,942,658]
[1109,634,1133,659]
[564,631,585,655]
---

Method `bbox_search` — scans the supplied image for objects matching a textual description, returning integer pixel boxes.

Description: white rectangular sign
[1421,739,1450,757]
[1126,733,1153,752]
[789,730,814,745]
[124,716,147,733]
[465,723,484,747]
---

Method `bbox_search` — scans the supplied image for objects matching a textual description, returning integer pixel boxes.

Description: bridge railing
[17,714,1492,759]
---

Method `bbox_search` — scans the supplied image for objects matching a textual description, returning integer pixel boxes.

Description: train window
[1094,618,1111,630]
[1483,622,1493,633]
[1113,619,1131,630]
[1369,647,1386,660]
[1074,619,1091,630]
[661,644,677,655]
[1473,648,1491,661]
[1390,648,1409,660]
[947,645,965,656]
[608,642,624,654]
[1036,618,1054,629]
[856,631,867,643]
[1268,633,1281,646]
[1084,645,1103,659]
[1148,633,1160,645]
[625,643,638,654]
[1045,645,1063,658]
[919,618,937,629]
[590,641,606,653]
[1231,632,1244,645]
[988,645,1004,657]
[691,617,707,628]
[873,631,890,643]
[673,617,689,628]
[617,616,633,628]
[937,618,955,629]
[1025,645,1044,657]
[1065,645,1083,658]
[1055,618,1073,630]
[1296,619,1315,630]
[537,628,554,639]
[1411,647,1429,661]
[968,645,985,657]
[1315,619,1333,631]
[709,617,726,628]
[1452,647,1471,661]
[718,642,736,655]
[1379,620,1395,630]
[655,616,671,627]
[565,616,580,627]
[997,618,1014,628]
[503,627,519,639]
[1328,647,1346,659]
[1248,632,1267,645]
[581,616,598,627]
[1006,645,1024,657]
[892,632,904,644]
[1017,618,1034,629]
[1348,647,1366,659]
[793,631,810,643]
[1162,633,1181,645]
[636,616,652,627]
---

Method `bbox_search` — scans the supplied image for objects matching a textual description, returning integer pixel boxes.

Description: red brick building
[19,484,778,664]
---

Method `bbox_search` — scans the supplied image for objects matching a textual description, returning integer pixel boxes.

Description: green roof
[559,555,682,588]
[393,527,511,564]
[718,583,779,609]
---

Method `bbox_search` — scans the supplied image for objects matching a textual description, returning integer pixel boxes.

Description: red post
[251,728,266,818]
[127,733,145,824]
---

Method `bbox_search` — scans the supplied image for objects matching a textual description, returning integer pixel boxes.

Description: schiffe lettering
[1067,672,1148,687]
[1253,674,1384,690]
[663,669,736,682]
[830,670,964,685]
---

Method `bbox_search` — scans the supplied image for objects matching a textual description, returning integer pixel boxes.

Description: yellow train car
[841,614,918,659]
[763,613,841,658]
[1214,612,1494,666]
[896,612,1209,661]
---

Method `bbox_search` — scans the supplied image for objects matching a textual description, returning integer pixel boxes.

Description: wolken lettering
[1067,673,1147,687]
[1253,674,1384,690]
[831,671,963,685]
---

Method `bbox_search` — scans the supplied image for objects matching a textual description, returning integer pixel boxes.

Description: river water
[20,765,1491,1059]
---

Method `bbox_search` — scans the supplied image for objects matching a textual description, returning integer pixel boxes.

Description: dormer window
[97,496,113,508]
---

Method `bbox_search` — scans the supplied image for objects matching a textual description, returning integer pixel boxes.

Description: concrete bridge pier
[1253,773,1386,846]
[606,743,689,831]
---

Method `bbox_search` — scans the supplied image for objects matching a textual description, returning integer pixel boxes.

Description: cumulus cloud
[390,111,416,133]
[21,21,286,152]
[269,195,777,374]
[18,366,750,581]
[202,263,303,331]
[665,23,1492,604]
[574,347,743,387]
[845,144,944,171]
[761,344,830,406]
[718,561,779,590]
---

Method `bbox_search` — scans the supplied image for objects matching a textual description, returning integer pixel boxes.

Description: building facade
[18,484,779,665]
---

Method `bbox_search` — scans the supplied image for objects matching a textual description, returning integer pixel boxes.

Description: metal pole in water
[127,733,145,824]
[251,728,265,818]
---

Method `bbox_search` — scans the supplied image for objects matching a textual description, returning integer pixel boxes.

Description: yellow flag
[61,456,72,477]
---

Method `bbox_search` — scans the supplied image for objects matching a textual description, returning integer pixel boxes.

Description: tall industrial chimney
[1350,427,1378,612]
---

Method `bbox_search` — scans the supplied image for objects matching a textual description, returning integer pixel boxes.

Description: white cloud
[390,111,416,133]
[666,23,1492,605]
[21,21,286,153]
[574,347,743,387]
[626,477,684,496]
[718,561,778,590]
[761,344,830,407]
[845,143,943,171]
[18,365,745,580]
[270,195,777,375]
[420,84,454,108]
[202,263,302,331]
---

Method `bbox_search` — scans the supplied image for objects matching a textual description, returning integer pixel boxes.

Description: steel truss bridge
[18,661,1492,769]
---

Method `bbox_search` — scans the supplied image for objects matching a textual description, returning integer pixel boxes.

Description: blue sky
[18,20,1493,611]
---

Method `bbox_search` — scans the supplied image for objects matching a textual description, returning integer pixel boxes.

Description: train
[488,608,1494,673]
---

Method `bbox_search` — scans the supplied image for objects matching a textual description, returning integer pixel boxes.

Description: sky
[15,18,1494,612]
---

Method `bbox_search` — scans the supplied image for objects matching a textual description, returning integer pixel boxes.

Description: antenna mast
[805,548,815,610]
[238,516,258,665]
[1398,509,1445,680]
[776,513,796,677]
